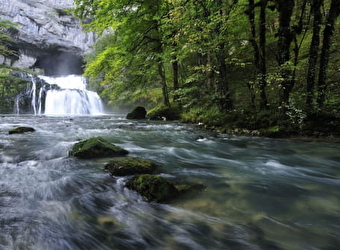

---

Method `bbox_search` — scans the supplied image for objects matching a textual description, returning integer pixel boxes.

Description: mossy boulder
[126,106,147,119]
[147,106,181,121]
[69,137,129,159]
[8,126,35,134]
[126,174,180,202]
[105,157,158,176]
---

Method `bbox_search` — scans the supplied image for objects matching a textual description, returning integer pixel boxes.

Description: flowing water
[0,115,339,250]
[34,75,104,116]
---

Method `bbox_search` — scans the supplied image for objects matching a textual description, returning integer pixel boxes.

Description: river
[0,114,339,249]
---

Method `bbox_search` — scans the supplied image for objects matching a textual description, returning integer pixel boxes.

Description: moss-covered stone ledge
[105,157,158,176]
[69,137,129,159]
[8,126,35,134]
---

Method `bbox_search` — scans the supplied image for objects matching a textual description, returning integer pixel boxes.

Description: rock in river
[105,157,158,176]
[69,137,129,159]
[126,106,147,119]
[8,126,35,134]
[126,174,180,203]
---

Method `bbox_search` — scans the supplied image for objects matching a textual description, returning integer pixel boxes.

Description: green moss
[126,174,179,202]
[69,137,129,159]
[147,105,182,120]
[105,157,158,176]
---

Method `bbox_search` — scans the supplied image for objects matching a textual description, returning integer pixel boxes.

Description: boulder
[8,126,35,134]
[126,106,147,119]
[105,157,158,176]
[69,137,129,159]
[126,174,179,203]
[147,106,181,121]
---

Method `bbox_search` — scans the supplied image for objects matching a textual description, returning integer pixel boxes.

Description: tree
[73,0,340,130]
[74,0,171,107]
[274,0,295,107]
[317,0,340,109]
[306,0,322,110]
[245,0,268,110]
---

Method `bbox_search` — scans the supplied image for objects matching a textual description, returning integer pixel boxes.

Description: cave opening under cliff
[33,52,84,76]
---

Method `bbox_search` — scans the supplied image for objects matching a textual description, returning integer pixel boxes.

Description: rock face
[0,0,95,75]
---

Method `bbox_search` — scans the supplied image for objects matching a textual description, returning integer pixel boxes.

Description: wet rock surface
[69,137,129,159]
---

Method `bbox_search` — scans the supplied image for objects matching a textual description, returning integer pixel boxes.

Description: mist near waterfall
[34,52,84,76]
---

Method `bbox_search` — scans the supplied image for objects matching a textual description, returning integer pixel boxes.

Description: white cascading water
[40,75,104,116]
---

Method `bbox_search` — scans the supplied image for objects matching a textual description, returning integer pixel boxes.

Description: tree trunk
[246,0,260,110]
[158,61,170,107]
[172,57,179,102]
[275,0,295,107]
[214,0,234,111]
[317,0,340,109]
[306,0,322,110]
[259,0,268,109]
[216,48,233,111]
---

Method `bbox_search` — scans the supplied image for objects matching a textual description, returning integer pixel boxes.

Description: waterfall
[30,75,37,115]
[14,73,42,115]
[40,75,104,116]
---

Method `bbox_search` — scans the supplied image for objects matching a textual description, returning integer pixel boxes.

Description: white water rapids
[40,75,104,116]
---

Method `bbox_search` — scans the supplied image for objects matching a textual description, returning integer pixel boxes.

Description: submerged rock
[8,126,35,134]
[69,137,129,159]
[175,183,207,195]
[126,174,179,203]
[125,174,206,203]
[126,106,147,119]
[105,157,158,176]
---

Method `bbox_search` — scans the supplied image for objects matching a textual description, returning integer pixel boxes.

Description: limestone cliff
[0,0,94,75]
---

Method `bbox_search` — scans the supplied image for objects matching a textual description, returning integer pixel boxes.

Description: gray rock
[0,0,95,74]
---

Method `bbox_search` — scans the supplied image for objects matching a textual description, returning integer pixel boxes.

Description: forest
[72,0,340,137]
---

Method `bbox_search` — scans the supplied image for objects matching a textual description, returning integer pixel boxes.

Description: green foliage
[0,19,18,57]
[0,66,34,113]
[147,105,182,120]
[73,0,340,136]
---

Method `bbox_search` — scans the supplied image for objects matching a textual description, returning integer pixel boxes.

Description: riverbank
[145,105,340,141]
[190,111,340,142]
